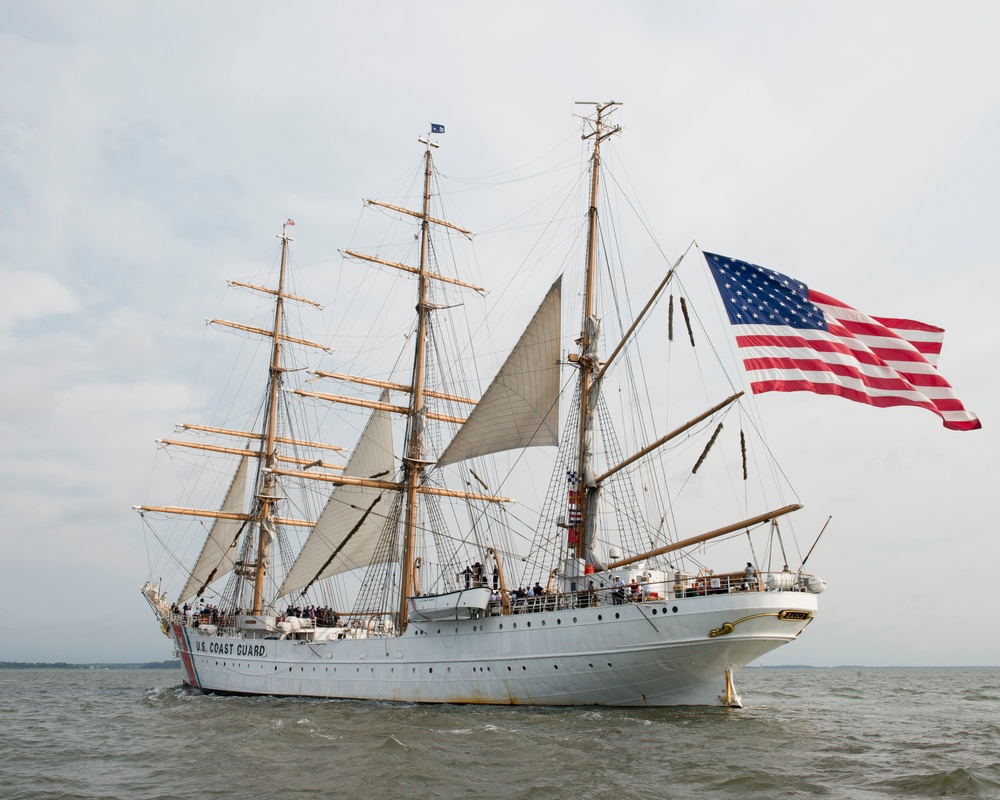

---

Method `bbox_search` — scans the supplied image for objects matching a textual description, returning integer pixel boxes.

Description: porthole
[507,666,512,671]
[652,608,658,615]
[615,613,620,619]
[527,621,531,627]
[607,662,613,667]
[429,667,433,673]
[573,617,578,623]
[522,666,527,671]
[597,615,603,621]
[672,606,678,613]
[556,619,561,625]
[554,665,559,670]
[588,663,594,668]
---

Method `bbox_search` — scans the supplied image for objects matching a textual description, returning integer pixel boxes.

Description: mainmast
[574,102,621,562]
[398,135,439,631]
[251,220,293,614]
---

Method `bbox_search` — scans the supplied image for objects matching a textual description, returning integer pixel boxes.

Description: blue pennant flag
[430,123,445,134]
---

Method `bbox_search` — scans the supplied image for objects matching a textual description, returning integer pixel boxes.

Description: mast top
[419,122,445,151]
[576,101,622,142]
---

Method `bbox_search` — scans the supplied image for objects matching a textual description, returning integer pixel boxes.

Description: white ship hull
[166,590,817,706]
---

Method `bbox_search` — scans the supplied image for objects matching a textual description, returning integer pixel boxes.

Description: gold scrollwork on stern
[709,622,736,638]
[708,608,814,637]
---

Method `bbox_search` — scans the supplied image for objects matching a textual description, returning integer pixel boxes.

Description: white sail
[279,393,395,596]
[179,456,250,603]
[437,276,562,467]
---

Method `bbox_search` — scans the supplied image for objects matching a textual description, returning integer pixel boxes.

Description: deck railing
[164,571,815,632]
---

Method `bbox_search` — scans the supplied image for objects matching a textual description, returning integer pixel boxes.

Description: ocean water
[1,667,997,800]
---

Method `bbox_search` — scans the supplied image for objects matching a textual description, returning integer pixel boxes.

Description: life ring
[351,619,362,629]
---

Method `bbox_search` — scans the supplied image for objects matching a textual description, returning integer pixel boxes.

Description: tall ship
[139,103,833,707]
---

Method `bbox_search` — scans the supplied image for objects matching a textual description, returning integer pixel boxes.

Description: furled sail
[436,277,562,467]
[278,393,396,596]
[581,314,605,570]
[179,456,250,603]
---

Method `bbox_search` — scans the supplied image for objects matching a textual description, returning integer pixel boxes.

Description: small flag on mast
[285,218,296,226]
[430,123,445,134]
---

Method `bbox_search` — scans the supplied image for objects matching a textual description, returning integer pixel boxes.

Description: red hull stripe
[172,623,200,689]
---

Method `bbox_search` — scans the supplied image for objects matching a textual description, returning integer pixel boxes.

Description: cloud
[0,270,77,331]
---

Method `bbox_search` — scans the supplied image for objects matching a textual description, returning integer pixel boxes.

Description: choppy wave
[1,668,998,800]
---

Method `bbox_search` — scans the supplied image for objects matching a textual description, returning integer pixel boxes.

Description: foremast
[250,222,292,614]
[137,220,336,613]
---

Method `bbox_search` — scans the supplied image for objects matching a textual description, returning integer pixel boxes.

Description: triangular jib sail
[437,276,562,467]
[179,456,250,603]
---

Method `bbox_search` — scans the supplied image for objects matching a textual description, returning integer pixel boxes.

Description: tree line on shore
[1,660,180,669]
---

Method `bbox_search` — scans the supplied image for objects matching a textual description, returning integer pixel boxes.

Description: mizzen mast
[573,101,621,563]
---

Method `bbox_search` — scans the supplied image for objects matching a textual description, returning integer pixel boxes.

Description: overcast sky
[2,2,997,667]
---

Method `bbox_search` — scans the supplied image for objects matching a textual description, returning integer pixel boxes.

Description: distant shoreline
[1,660,181,670]
[1,661,996,670]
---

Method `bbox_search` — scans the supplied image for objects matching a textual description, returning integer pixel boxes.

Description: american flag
[705,252,980,431]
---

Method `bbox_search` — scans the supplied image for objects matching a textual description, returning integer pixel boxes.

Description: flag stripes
[704,252,980,431]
